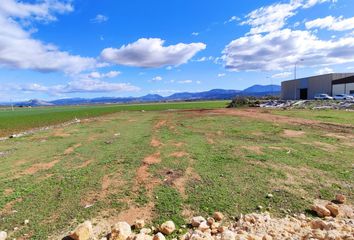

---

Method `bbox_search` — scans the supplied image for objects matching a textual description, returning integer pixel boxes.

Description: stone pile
[1,196,352,240]
[258,100,354,110]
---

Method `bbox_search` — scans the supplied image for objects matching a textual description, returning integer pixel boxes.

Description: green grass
[0,101,228,137]
[271,109,354,125]
[0,108,353,239]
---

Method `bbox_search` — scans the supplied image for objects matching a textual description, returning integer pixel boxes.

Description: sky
[1,0,354,101]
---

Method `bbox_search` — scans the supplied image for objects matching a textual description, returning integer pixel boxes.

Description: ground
[0,106,353,239]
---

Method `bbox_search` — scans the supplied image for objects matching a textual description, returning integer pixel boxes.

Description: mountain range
[6,84,280,107]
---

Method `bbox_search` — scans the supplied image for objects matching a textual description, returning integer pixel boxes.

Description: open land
[0,102,353,239]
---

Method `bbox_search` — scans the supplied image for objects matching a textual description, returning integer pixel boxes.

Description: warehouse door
[300,88,308,100]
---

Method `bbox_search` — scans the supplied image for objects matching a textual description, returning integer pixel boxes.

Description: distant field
[271,109,354,125]
[0,108,353,239]
[0,101,228,137]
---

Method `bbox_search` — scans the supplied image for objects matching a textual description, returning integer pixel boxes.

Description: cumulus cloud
[306,16,354,31]
[91,14,108,23]
[100,38,206,68]
[241,0,335,35]
[152,76,163,81]
[87,71,121,79]
[315,67,334,75]
[222,29,354,71]
[0,0,98,74]
[272,72,293,78]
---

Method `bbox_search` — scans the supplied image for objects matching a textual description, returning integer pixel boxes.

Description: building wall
[333,83,354,95]
[281,79,300,100]
[307,74,333,99]
[281,73,354,100]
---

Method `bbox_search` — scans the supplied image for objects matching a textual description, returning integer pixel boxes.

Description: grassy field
[271,109,354,125]
[0,101,228,137]
[0,106,353,239]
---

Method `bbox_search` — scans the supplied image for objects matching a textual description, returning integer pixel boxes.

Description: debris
[69,221,94,240]
[266,193,273,198]
[111,222,132,240]
[257,100,354,110]
[213,212,224,221]
[159,221,175,235]
[24,219,30,225]
[0,231,7,240]
[311,204,331,217]
[335,194,346,204]
[191,216,206,227]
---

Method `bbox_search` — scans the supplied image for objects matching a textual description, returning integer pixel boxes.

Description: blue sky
[0,0,354,101]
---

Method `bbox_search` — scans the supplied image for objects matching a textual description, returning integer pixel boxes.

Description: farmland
[0,101,228,137]
[0,103,353,239]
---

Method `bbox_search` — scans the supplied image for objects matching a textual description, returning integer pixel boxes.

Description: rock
[311,204,331,217]
[24,219,29,225]
[160,221,175,235]
[266,194,273,198]
[69,221,94,240]
[191,216,206,227]
[134,233,152,240]
[310,220,329,230]
[213,212,224,221]
[257,206,263,210]
[335,194,346,204]
[111,222,132,240]
[326,203,339,217]
[206,217,215,226]
[134,220,145,229]
[0,231,7,240]
[140,228,152,234]
[221,230,236,240]
[198,221,210,232]
[153,233,166,240]
[262,235,272,240]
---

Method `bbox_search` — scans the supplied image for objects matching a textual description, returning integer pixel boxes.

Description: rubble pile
[259,100,354,110]
[58,195,352,240]
[1,196,352,240]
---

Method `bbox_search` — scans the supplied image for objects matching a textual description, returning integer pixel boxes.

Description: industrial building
[281,73,354,100]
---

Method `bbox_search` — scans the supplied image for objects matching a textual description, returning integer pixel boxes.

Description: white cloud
[88,71,121,79]
[192,32,199,36]
[91,14,108,23]
[0,0,98,74]
[241,0,335,35]
[224,16,240,24]
[306,16,354,31]
[152,76,163,81]
[272,72,292,78]
[3,79,139,95]
[217,73,226,78]
[222,29,354,71]
[194,56,214,62]
[100,38,206,68]
[315,67,334,75]
[196,80,202,84]
[178,80,193,84]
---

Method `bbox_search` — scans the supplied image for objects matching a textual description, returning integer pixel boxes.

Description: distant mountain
[15,99,54,107]
[242,85,280,93]
[7,84,280,107]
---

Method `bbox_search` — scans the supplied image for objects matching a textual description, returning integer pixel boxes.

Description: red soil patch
[52,129,70,137]
[169,151,188,158]
[64,143,82,155]
[242,146,264,155]
[173,142,185,147]
[3,188,13,196]
[283,130,305,138]
[22,159,60,175]
[154,120,167,129]
[150,138,162,148]
[0,198,23,215]
[143,152,161,165]
[116,202,154,225]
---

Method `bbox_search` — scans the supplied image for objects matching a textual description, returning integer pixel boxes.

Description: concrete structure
[281,73,354,100]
